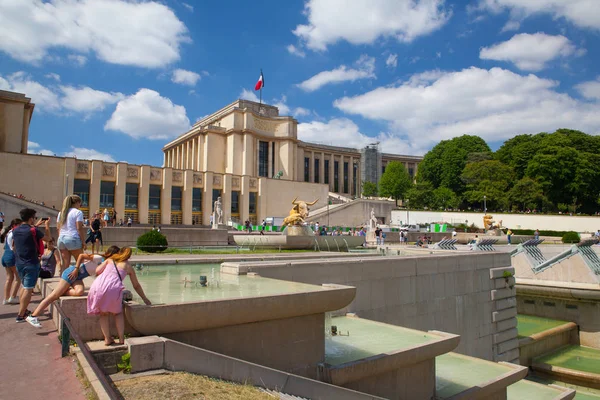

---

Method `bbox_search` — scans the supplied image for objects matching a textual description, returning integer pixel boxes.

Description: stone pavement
[0,271,86,400]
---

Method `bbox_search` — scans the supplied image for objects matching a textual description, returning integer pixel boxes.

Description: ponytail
[58,195,82,226]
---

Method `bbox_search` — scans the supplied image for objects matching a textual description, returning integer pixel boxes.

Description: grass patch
[115,372,273,400]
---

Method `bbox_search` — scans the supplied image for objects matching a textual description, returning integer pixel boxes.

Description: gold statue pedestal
[283,225,315,237]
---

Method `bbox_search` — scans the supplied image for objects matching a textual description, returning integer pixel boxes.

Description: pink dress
[87,260,128,315]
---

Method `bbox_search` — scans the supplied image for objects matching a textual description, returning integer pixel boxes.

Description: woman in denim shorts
[56,195,86,273]
[1,219,22,304]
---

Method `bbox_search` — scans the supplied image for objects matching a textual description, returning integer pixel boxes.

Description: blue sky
[1,0,599,166]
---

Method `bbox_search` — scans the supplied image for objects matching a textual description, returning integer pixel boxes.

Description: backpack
[30,227,45,258]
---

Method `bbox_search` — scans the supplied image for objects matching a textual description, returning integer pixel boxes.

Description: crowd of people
[1,191,54,208]
[0,195,151,345]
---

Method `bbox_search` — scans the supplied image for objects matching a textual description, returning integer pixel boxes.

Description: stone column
[240,175,250,224]
[222,174,233,223]
[310,151,315,183]
[267,141,273,178]
[320,152,325,186]
[190,139,195,170]
[138,166,151,224]
[202,171,213,225]
[242,134,253,176]
[89,161,102,216]
[182,170,194,225]
[258,178,267,222]
[115,163,127,221]
[329,153,335,192]
[275,142,281,176]
[348,156,354,196]
[198,135,204,171]
[161,168,172,226]
[339,155,344,194]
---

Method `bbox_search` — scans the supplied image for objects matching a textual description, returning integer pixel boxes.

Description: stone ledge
[496,317,518,332]
[491,287,516,301]
[493,328,518,345]
[492,307,517,323]
[489,266,515,279]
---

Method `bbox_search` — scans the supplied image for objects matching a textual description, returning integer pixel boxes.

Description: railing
[55,302,122,400]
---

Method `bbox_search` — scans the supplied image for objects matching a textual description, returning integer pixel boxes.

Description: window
[148,212,161,225]
[125,183,138,209]
[408,166,414,177]
[353,162,358,196]
[170,213,182,225]
[73,179,90,207]
[314,158,320,183]
[343,162,349,193]
[212,189,222,204]
[100,181,115,208]
[171,186,182,211]
[258,141,269,177]
[231,191,240,214]
[324,160,330,184]
[272,142,276,177]
[192,188,202,212]
[304,157,310,182]
[249,192,257,215]
[382,164,386,175]
[149,184,161,210]
[334,161,339,192]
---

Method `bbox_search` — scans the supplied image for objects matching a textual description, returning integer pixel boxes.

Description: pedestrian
[112,209,117,227]
[127,217,132,227]
[400,231,405,246]
[57,195,86,272]
[2,218,22,304]
[86,214,102,254]
[375,226,381,245]
[103,208,110,228]
[260,219,266,235]
[381,230,386,245]
[0,211,5,231]
[506,228,513,245]
[534,229,540,241]
[26,246,121,328]
[38,238,60,279]
[12,208,51,324]
[87,247,151,346]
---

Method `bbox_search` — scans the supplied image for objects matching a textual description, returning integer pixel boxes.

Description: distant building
[0,91,422,225]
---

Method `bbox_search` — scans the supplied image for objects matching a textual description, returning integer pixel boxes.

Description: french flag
[254,70,264,91]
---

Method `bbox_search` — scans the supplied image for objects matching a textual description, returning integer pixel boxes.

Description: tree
[508,177,546,211]
[431,187,460,210]
[461,160,515,210]
[379,161,413,201]
[418,135,491,194]
[495,134,543,179]
[361,181,378,197]
[405,181,435,209]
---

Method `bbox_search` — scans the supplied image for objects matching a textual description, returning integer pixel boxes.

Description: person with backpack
[2,218,22,304]
[11,208,51,324]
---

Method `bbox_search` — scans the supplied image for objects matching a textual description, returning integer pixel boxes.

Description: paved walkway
[0,270,86,400]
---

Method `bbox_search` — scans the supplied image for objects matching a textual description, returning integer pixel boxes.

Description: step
[507,378,575,400]
[517,314,571,338]
[436,352,528,399]
[533,345,600,390]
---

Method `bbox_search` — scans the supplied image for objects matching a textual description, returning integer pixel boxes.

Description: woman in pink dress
[87,247,151,345]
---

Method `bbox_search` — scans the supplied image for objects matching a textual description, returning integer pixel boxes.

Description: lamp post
[406,198,410,225]
[484,195,487,215]
[65,174,69,197]
[465,219,468,233]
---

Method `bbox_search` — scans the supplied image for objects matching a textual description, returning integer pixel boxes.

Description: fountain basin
[232,234,365,250]
[533,345,600,390]
[507,379,576,400]
[436,352,528,399]
[318,316,459,399]
[517,314,578,366]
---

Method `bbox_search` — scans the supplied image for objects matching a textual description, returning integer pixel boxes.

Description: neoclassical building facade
[0,92,422,226]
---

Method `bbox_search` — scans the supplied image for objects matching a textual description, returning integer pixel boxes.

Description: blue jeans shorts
[58,236,82,251]
[61,265,90,285]
[17,265,40,290]
[2,254,15,267]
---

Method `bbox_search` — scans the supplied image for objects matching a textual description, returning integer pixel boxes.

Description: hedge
[511,229,574,237]
[562,231,580,244]
[136,230,168,253]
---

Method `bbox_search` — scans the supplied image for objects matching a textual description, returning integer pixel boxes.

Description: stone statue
[283,197,319,227]
[212,197,223,228]
[483,215,502,231]
[369,208,377,231]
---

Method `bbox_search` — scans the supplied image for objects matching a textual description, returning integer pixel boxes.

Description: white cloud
[240,88,260,102]
[293,0,450,51]
[0,0,189,68]
[105,89,190,140]
[273,96,291,115]
[63,146,116,162]
[386,54,398,69]
[294,107,311,117]
[297,55,376,92]
[27,141,54,155]
[171,69,201,86]
[45,73,60,81]
[287,44,306,58]
[0,71,61,112]
[182,2,193,12]
[59,86,124,113]
[298,118,420,154]
[480,33,582,71]
[477,0,600,32]
[576,77,600,101]
[333,66,600,152]
[67,54,87,67]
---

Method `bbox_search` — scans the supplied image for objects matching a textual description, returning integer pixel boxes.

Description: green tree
[508,177,546,211]
[431,187,460,210]
[495,134,543,180]
[405,181,434,209]
[379,161,413,201]
[361,181,378,197]
[418,135,491,194]
[461,160,515,210]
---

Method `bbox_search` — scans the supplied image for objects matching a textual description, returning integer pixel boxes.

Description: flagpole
[259,68,263,107]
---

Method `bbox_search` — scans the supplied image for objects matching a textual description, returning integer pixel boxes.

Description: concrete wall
[0,192,59,223]
[100,226,229,247]
[513,252,600,284]
[518,322,578,366]
[307,199,397,227]
[260,177,329,221]
[224,253,520,363]
[392,210,600,233]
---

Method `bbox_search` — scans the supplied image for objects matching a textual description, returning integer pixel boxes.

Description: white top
[6,231,14,249]
[57,208,84,238]
[82,255,104,276]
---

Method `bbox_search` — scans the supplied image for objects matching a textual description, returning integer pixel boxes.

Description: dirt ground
[116,372,274,400]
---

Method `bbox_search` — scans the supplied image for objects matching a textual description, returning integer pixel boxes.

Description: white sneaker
[8,297,19,304]
[26,315,42,328]
[2,299,7,305]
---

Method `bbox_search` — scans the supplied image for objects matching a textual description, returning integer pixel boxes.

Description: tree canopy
[378,161,413,201]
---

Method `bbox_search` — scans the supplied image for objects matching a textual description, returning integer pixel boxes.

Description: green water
[324,317,436,366]
[527,375,600,400]
[535,345,600,375]
[507,379,571,399]
[123,263,325,304]
[517,314,570,338]
[436,352,514,398]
